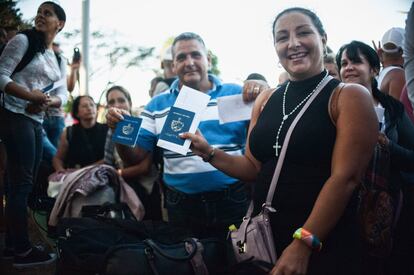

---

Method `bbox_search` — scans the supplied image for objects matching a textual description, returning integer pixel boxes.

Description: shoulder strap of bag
[0,33,34,107]
[244,75,333,217]
[185,239,209,275]
[0,34,34,75]
[13,33,37,75]
[66,125,73,143]
[264,75,333,206]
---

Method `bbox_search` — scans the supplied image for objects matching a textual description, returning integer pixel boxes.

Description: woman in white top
[0,2,67,268]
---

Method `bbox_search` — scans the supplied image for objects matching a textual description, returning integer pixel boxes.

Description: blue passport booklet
[159,106,195,146]
[156,85,210,155]
[112,115,142,147]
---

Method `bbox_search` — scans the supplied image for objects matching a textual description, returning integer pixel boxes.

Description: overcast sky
[17,0,412,107]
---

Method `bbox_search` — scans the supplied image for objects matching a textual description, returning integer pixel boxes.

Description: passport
[156,85,210,155]
[159,106,195,146]
[112,115,142,147]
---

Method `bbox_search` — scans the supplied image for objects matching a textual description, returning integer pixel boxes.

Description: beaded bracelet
[202,148,216,162]
[292,228,322,252]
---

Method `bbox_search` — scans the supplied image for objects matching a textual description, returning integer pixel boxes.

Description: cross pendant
[273,142,281,156]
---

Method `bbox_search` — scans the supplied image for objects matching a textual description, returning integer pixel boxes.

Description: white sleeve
[52,55,68,105]
[0,34,29,91]
[404,3,414,110]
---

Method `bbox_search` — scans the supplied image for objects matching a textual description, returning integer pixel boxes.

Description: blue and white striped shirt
[138,75,248,194]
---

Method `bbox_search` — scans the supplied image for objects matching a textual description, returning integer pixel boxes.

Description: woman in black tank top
[182,8,378,275]
[53,95,107,171]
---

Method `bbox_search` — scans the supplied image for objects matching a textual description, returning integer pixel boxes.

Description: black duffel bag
[103,237,227,275]
[56,217,143,275]
[55,217,228,275]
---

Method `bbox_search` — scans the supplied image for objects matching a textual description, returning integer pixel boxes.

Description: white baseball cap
[161,46,173,61]
[381,27,405,53]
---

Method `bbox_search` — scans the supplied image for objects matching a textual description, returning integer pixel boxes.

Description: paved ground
[0,211,56,275]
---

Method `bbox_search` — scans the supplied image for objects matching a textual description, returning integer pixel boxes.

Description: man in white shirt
[377,27,406,100]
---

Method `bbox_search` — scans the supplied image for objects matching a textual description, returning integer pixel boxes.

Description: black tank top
[250,70,363,274]
[65,123,108,169]
[249,71,350,251]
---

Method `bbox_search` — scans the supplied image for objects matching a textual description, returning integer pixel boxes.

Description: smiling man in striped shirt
[107,32,253,239]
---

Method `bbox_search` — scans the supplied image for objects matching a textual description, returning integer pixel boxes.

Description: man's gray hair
[171,32,206,56]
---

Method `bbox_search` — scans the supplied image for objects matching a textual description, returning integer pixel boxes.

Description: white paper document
[217,94,253,124]
[157,85,211,155]
[42,77,66,94]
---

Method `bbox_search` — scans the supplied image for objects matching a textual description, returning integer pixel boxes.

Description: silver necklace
[273,71,329,156]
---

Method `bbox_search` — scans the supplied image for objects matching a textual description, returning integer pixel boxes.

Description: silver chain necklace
[273,71,329,156]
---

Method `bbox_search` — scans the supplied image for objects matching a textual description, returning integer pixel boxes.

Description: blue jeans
[0,107,43,253]
[401,172,414,186]
[165,182,250,240]
[43,115,65,147]
[41,130,57,164]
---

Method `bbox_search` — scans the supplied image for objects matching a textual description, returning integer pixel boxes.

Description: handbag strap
[265,75,333,205]
[185,239,209,275]
[144,238,199,260]
[245,74,333,217]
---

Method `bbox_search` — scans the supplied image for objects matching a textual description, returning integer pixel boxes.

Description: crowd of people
[0,1,413,274]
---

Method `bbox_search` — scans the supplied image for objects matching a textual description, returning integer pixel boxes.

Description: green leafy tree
[62,29,155,113]
[62,29,155,79]
[208,50,220,77]
[0,0,31,29]
[0,1,155,115]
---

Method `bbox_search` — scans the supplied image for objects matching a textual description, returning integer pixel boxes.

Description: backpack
[55,217,227,275]
[0,33,37,106]
[0,34,37,75]
[357,142,403,258]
